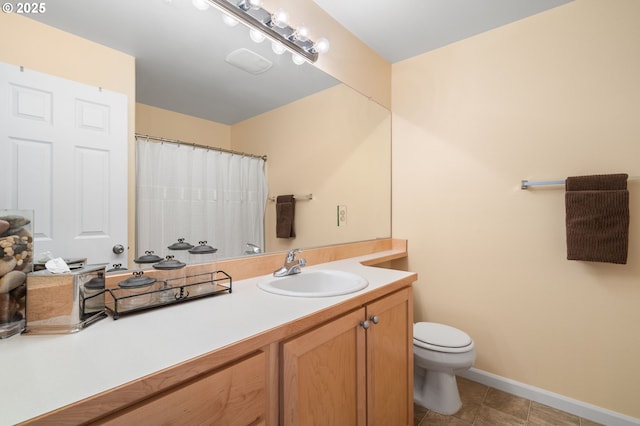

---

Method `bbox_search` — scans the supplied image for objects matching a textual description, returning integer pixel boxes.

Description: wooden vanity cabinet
[22,278,414,426]
[281,287,413,426]
[95,351,269,426]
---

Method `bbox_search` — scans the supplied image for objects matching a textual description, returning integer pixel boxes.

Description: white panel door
[0,62,128,266]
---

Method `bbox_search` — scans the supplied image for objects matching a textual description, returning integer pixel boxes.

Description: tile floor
[414,377,603,426]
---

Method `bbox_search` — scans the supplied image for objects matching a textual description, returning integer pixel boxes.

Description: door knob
[112,244,125,254]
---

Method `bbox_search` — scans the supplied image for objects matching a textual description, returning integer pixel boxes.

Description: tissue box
[33,257,87,272]
[26,264,106,334]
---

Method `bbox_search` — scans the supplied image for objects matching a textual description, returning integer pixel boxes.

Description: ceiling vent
[225,48,272,75]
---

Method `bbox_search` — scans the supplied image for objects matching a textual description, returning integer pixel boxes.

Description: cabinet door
[281,308,367,426]
[97,351,267,426]
[366,287,413,426]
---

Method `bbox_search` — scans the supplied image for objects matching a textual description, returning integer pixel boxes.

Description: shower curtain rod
[135,133,267,161]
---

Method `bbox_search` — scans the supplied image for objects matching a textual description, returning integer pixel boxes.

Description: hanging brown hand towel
[276,195,296,238]
[565,174,629,264]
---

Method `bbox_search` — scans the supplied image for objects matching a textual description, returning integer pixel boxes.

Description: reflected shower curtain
[136,140,267,259]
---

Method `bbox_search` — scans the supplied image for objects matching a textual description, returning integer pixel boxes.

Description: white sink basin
[257,270,368,297]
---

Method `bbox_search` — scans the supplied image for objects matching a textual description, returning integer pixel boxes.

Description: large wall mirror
[24,0,391,267]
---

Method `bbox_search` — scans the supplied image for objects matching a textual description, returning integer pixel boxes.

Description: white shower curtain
[136,140,267,260]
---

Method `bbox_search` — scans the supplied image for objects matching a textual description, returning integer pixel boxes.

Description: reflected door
[0,61,128,265]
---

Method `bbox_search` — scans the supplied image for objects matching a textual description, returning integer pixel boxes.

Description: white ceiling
[26,0,338,124]
[313,0,572,63]
[26,0,572,124]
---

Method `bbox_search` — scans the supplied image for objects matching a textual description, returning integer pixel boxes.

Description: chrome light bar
[206,0,319,63]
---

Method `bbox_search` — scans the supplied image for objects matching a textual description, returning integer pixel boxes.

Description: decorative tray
[103,270,232,319]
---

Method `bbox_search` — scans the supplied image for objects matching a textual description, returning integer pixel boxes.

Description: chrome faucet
[244,243,262,255]
[273,249,306,277]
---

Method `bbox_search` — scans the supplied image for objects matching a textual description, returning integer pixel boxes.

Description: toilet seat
[414,322,474,353]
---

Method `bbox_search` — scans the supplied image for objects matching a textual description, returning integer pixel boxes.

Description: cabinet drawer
[97,352,267,426]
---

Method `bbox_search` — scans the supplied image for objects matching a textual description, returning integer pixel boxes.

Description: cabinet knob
[369,315,380,324]
[360,320,370,329]
[112,244,125,254]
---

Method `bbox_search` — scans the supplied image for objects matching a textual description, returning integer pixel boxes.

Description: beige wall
[392,0,640,418]
[136,103,230,148]
[264,0,391,109]
[0,14,134,97]
[0,13,137,260]
[232,84,391,252]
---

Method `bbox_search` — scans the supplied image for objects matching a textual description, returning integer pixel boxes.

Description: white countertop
[0,252,414,425]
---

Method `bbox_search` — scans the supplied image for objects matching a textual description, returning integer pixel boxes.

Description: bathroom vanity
[2,239,416,426]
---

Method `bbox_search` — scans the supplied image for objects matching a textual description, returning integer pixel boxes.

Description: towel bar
[521,176,636,190]
[521,180,565,189]
[268,194,313,201]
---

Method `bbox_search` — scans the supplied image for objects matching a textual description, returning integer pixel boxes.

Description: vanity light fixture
[271,41,286,55]
[222,14,239,26]
[313,37,330,54]
[249,28,265,43]
[192,0,210,11]
[291,54,305,65]
[270,8,289,29]
[202,0,329,63]
[238,0,262,10]
[293,25,310,42]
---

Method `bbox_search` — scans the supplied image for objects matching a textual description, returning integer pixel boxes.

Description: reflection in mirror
[26,0,338,125]
[135,137,268,261]
[233,83,391,254]
[20,0,391,267]
[137,83,391,261]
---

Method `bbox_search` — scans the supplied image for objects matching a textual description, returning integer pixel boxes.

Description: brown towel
[276,195,296,238]
[565,174,629,264]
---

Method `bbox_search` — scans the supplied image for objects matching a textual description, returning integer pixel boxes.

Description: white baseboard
[459,368,640,426]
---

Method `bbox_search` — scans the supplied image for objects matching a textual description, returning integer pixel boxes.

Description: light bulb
[249,28,265,43]
[222,14,238,27]
[292,54,305,65]
[294,25,310,42]
[192,0,210,11]
[239,0,262,10]
[272,42,286,55]
[313,37,330,54]
[271,8,289,28]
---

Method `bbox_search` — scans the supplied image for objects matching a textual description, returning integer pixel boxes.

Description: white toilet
[413,322,476,415]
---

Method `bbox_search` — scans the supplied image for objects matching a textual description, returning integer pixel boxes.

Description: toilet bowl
[413,322,476,415]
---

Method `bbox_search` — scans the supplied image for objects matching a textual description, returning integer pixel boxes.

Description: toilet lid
[414,322,473,352]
